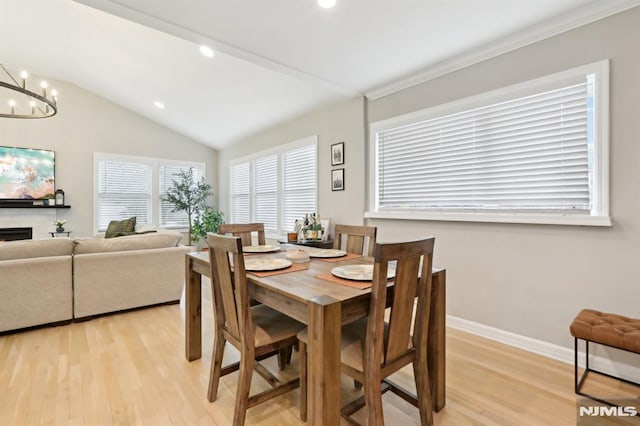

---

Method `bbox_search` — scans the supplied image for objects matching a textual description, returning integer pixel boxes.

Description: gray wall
[218,97,366,234]
[0,80,218,238]
[368,7,640,348]
[217,7,640,350]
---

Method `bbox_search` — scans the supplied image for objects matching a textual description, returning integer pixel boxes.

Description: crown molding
[366,0,640,100]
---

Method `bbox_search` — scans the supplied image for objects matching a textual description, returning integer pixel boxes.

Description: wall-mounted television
[0,146,55,200]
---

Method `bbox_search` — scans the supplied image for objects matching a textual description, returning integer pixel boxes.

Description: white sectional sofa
[0,230,190,333]
[73,230,190,318]
[0,238,74,333]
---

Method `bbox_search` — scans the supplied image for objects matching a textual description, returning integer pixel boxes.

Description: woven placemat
[314,252,363,263]
[316,273,371,290]
[248,262,309,277]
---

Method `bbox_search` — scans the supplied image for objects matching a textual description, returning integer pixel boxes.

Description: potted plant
[53,219,67,232]
[191,206,225,249]
[162,168,213,246]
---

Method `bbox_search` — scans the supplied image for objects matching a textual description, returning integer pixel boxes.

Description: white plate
[244,258,292,272]
[243,245,280,253]
[331,264,396,281]
[309,249,347,258]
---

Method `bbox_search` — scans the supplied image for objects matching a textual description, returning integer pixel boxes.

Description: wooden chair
[299,238,435,425]
[218,223,266,246]
[333,224,377,257]
[207,234,304,426]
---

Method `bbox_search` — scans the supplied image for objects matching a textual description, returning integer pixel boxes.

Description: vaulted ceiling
[1,0,637,149]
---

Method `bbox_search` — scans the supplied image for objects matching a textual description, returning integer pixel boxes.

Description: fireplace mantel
[0,208,61,240]
[0,205,71,209]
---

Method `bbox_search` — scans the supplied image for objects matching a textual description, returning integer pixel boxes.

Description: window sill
[364,211,612,227]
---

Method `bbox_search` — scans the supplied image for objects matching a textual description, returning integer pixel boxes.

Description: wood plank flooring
[1,279,638,425]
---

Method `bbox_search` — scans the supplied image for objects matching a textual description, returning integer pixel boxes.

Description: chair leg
[363,373,384,426]
[208,333,226,402]
[413,352,434,426]
[233,355,254,426]
[277,346,291,370]
[299,341,308,422]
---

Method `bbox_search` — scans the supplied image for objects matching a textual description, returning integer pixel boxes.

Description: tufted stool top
[570,309,640,353]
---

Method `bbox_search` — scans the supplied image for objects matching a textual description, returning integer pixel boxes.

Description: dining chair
[207,233,304,426]
[299,238,435,425]
[333,224,377,257]
[218,223,266,246]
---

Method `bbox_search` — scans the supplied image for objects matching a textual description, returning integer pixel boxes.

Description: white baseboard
[447,315,640,383]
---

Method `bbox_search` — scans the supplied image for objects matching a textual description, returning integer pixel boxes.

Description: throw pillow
[105,217,137,238]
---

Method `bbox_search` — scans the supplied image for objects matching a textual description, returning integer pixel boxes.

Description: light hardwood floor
[1,279,637,425]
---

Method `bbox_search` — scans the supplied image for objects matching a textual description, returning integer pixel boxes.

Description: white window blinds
[95,154,205,232]
[231,162,250,224]
[159,164,204,227]
[282,144,317,231]
[230,136,317,234]
[97,159,152,229]
[254,155,278,232]
[369,62,608,226]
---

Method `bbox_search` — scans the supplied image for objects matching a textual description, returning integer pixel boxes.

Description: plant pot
[56,227,65,232]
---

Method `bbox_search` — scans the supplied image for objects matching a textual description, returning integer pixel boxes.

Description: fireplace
[0,227,33,241]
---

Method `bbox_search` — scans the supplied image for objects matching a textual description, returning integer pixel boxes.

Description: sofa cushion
[0,238,74,261]
[73,230,183,254]
[105,217,137,238]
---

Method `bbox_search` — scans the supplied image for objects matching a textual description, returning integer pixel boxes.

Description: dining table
[184,245,446,426]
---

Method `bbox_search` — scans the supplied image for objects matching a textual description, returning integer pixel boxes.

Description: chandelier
[0,63,58,119]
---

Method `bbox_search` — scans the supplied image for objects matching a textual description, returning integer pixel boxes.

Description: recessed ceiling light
[199,45,214,58]
[318,0,336,8]
[154,101,165,109]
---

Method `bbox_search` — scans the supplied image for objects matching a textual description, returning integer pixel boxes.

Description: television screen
[0,146,55,200]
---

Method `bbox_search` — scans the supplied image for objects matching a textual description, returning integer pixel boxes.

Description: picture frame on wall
[331,142,344,166]
[331,168,345,191]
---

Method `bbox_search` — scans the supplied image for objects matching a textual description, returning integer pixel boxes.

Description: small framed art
[331,142,344,166]
[331,168,344,191]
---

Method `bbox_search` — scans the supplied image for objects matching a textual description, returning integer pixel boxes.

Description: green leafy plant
[191,206,225,245]
[162,168,213,245]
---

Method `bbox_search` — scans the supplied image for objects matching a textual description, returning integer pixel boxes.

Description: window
[159,164,205,227]
[230,136,317,234]
[96,158,152,230]
[367,60,610,226]
[95,153,205,232]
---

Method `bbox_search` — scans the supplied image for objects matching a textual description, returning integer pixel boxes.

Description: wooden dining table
[184,247,446,425]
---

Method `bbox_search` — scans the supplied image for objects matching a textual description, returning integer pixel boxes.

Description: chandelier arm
[0,81,58,119]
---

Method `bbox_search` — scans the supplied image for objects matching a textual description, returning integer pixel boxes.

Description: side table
[50,231,72,238]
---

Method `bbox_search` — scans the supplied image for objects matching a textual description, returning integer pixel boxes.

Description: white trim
[93,152,205,234]
[366,0,640,99]
[447,315,640,384]
[229,135,318,166]
[228,135,318,234]
[364,211,612,227]
[368,60,610,226]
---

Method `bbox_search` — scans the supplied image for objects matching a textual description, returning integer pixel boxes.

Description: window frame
[94,153,206,234]
[366,60,611,227]
[229,135,318,236]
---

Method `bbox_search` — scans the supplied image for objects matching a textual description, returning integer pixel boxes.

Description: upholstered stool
[570,309,640,410]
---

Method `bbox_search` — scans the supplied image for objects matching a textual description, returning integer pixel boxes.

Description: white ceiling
[1,0,638,149]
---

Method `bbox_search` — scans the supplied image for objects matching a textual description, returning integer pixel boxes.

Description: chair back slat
[219,223,266,246]
[208,234,251,344]
[333,224,377,257]
[367,238,435,367]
